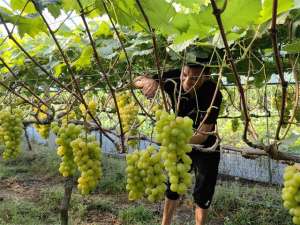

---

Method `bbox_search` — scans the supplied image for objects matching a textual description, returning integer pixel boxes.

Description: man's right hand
[133,76,159,98]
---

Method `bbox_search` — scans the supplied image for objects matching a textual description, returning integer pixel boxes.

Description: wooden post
[24,127,32,151]
[60,176,74,225]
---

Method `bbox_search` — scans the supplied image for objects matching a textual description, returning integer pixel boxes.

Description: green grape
[126,150,145,200]
[155,110,193,195]
[140,146,166,202]
[71,135,102,195]
[0,107,24,160]
[34,104,51,139]
[282,164,300,224]
[56,123,82,177]
[35,124,50,139]
[125,145,166,202]
[79,99,97,121]
[116,91,139,149]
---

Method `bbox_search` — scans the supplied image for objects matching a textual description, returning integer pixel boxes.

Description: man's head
[181,58,211,93]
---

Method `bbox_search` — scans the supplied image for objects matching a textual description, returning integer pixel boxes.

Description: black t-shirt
[155,69,222,147]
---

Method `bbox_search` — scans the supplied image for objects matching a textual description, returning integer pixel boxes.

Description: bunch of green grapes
[79,100,97,121]
[0,108,24,160]
[126,146,167,202]
[126,150,145,200]
[116,92,139,148]
[155,110,193,195]
[34,105,51,139]
[62,111,77,126]
[56,124,82,177]
[139,146,166,202]
[71,135,102,195]
[231,118,239,132]
[282,165,300,225]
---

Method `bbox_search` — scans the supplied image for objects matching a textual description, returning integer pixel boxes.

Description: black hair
[186,57,211,73]
[186,56,210,66]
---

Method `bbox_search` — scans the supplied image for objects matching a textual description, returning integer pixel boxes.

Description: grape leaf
[17,16,48,38]
[47,3,61,19]
[221,0,262,30]
[283,39,300,53]
[73,46,93,70]
[257,0,294,24]
[10,0,36,14]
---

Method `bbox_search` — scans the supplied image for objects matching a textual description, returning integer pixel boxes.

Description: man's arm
[189,123,214,145]
[133,69,180,98]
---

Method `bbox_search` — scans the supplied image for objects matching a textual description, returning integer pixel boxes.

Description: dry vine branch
[76,0,126,152]
[270,0,288,141]
[135,0,169,111]
[210,0,261,149]
[102,0,155,121]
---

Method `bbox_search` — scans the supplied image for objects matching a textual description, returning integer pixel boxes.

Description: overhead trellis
[0,1,300,160]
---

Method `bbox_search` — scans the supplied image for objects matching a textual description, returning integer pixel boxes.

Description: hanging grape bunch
[155,110,193,195]
[34,104,51,139]
[116,91,139,148]
[56,123,82,177]
[125,145,166,202]
[79,99,97,121]
[0,108,24,160]
[282,164,300,225]
[126,150,145,200]
[71,135,102,195]
[62,111,77,126]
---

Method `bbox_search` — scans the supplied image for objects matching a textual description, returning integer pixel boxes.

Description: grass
[97,155,127,193]
[0,142,59,180]
[118,205,158,225]
[0,143,295,225]
[208,180,293,225]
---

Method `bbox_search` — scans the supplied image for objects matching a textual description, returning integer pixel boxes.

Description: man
[134,57,222,225]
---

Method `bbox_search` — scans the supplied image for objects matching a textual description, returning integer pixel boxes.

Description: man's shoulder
[203,80,221,91]
[163,68,181,78]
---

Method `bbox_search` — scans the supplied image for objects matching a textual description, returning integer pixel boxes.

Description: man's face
[180,66,207,93]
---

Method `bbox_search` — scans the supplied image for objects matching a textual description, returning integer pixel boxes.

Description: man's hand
[133,76,159,98]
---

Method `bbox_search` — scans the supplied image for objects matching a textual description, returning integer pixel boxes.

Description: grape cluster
[34,105,51,139]
[71,136,102,195]
[126,150,145,200]
[282,165,300,225]
[56,124,82,177]
[126,146,166,201]
[80,100,97,120]
[60,111,77,128]
[0,108,24,160]
[116,92,139,148]
[155,110,193,195]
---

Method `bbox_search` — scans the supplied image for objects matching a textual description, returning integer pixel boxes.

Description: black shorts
[165,147,220,209]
